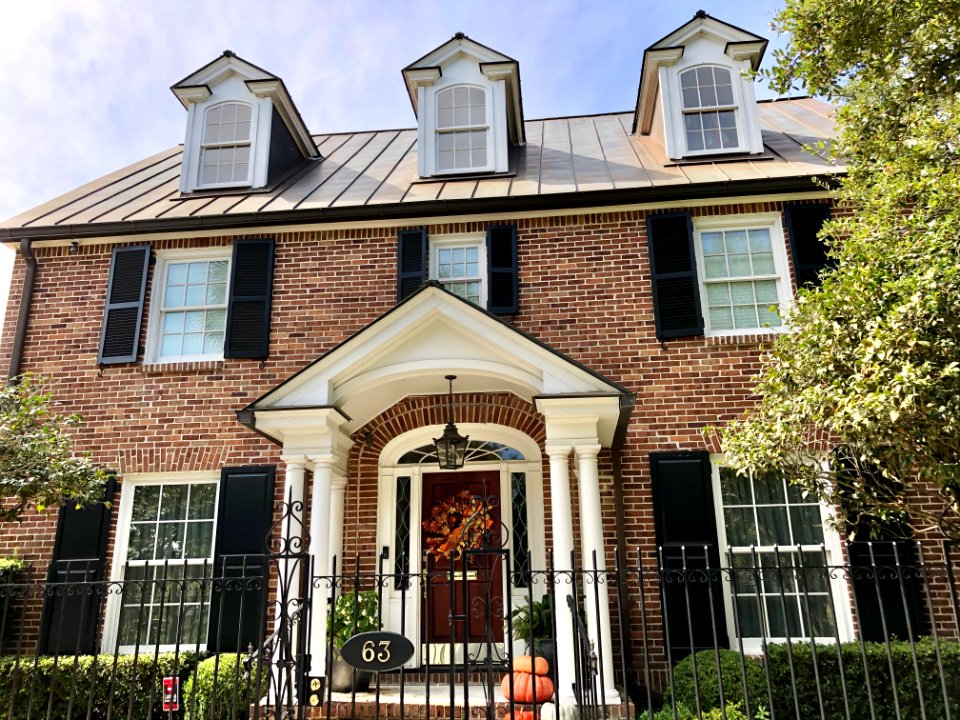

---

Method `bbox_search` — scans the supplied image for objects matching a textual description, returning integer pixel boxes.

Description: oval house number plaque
[340,631,415,672]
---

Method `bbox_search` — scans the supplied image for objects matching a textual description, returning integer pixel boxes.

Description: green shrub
[765,638,960,720]
[329,589,379,652]
[0,652,198,719]
[639,700,769,720]
[182,653,263,720]
[666,648,769,715]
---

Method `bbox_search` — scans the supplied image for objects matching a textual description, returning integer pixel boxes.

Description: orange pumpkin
[504,711,535,720]
[513,655,550,676]
[501,672,555,703]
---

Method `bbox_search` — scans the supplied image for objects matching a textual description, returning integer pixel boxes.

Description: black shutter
[397,229,427,301]
[784,204,832,288]
[207,466,275,652]
[224,238,275,359]
[486,224,519,314]
[97,246,149,364]
[650,452,728,659]
[40,478,117,654]
[837,454,927,640]
[646,213,703,339]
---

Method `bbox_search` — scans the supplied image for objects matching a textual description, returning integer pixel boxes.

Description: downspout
[611,393,639,704]
[7,239,36,380]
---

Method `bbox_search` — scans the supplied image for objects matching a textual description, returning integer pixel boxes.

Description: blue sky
[0,0,792,325]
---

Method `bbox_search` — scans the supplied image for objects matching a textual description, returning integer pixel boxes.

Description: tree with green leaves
[718,1,960,537]
[0,375,109,522]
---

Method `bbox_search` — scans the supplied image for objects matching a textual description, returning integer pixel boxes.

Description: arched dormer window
[435,85,489,173]
[679,66,739,153]
[199,102,253,186]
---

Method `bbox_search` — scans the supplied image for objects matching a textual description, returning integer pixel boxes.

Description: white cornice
[171,85,212,105]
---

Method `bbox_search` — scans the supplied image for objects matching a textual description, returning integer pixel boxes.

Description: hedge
[182,653,263,720]
[0,652,198,720]
[663,639,960,720]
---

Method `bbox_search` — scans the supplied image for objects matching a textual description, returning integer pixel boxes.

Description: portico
[239,283,632,702]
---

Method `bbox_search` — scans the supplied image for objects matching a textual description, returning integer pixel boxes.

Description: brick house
[0,11,939,711]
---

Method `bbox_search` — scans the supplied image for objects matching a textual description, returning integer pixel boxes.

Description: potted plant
[509,595,556,682]
[328,589,379,693]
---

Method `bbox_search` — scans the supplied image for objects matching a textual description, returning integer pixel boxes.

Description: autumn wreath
[422,490,494,560]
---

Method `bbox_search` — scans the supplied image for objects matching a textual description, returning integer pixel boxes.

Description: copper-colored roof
[1,98,840,240]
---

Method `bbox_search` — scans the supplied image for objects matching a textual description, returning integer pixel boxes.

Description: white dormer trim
[404,35,524,178]
[634,13,767,160]
[172,52,318,194]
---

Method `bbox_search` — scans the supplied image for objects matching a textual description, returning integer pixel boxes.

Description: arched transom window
[200,102,253,185]
[679,66,739,153]
[398,440,524,465]
[436,85,488,172]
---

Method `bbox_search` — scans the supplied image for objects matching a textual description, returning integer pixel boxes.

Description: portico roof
[238,281,633,448]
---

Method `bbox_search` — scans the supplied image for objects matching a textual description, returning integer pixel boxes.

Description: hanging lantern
[433,375,468,470]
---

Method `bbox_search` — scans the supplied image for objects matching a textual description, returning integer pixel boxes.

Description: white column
[308,454,335,677]
[328,474,347,574]
[575,444,617,699]
[546,444,577,702]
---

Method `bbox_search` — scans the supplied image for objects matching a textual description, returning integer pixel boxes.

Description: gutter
[610,393,640,703]
[7,239,36,379]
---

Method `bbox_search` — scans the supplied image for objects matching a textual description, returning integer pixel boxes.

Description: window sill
[665,153,774,167]
[704,332,780,347]
[140,360,225,376]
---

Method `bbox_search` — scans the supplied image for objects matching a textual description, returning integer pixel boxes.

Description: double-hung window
[199,102,253,187]
[713,462,849,652]
[115,478,218,650]
[694,214,791,335]
[436,85,489,173]
[680,66,739,154]
[149,251,231,363]
[430,236,486,306]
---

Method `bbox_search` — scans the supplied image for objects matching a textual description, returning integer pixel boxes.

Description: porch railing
[0,542,956,719]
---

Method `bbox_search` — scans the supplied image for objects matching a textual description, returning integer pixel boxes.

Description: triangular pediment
[246,283,626,435]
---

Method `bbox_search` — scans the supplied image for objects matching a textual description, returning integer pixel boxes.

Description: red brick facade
[1,199,954,677]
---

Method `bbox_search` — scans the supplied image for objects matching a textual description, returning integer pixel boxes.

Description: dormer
[402,33,525,179]
[171,51,319,194]
[633,11,767,161]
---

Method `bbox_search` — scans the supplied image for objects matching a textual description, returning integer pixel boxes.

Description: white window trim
[692,212,793,337]
[429,234,488,307]
[196,101,255,190]
[433,84,494,175]
[145,248,233,365]
[660,59,764,160]
[103,471,221,653]
[678,65,741,156]
[709,456,853,654]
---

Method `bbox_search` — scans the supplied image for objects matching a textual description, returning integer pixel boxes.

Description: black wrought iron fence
[0,541,956,719]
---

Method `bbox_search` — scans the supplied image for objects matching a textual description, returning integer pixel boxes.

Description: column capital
[545,444,572,459]
[307,453,338,469]
[574,443,602,460]
[280,454,308,469]
[330,475,348,490]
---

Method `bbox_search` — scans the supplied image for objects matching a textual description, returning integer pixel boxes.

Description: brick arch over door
[339,392,548,573]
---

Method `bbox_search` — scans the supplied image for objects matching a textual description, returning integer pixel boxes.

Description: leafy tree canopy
[0,375,108,522]
[719,1,960,536]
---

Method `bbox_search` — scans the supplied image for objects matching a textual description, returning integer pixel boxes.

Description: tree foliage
[719,1,960,535]
[0,375,108,522]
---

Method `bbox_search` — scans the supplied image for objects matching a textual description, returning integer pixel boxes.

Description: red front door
[421,471,505,654]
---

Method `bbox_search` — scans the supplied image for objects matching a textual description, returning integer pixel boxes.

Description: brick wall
[2,199,951,680]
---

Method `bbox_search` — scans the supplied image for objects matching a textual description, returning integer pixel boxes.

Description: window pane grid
[159,260,229,359]
[436,85,488,171]
[120,481,216,647]
[680,66,739,152]
[436,245,482,303]
[700,228,781,331]
[200,103,252,185]
[720,468,836,640]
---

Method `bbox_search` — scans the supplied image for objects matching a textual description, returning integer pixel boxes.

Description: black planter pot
[535,639,558,687]
[330,657,373,693]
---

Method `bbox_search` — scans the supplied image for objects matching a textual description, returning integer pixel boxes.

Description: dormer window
[436,86,489,172]
[680,66,739,153]
[402,33,525,179]
[633,12,767,161]
[200,102,253,186]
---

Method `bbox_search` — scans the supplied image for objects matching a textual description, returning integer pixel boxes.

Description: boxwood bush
[182,653,263,720]
[662,639,960,720]
[0,652,197,719]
